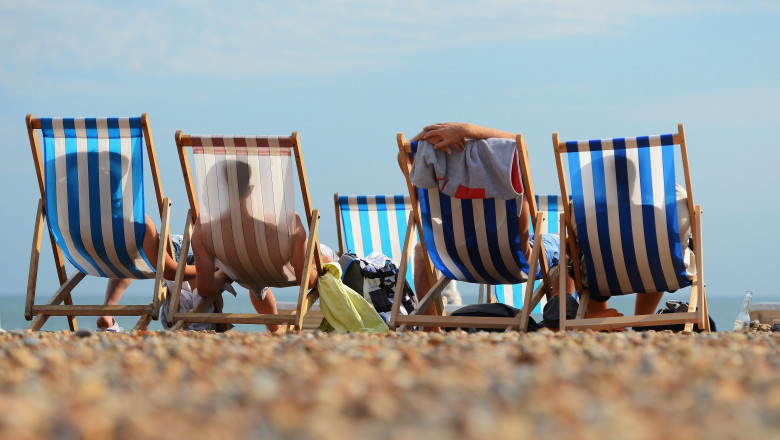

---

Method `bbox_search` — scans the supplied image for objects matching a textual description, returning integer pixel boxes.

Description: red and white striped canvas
[190,135,300,289]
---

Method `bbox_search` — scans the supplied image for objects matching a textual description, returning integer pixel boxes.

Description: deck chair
[25,114,171,331]
[334,193,416,287]
[488,194,564,313]
[391,133,553,331]
[553,123,709,331]
[168,131,324,331]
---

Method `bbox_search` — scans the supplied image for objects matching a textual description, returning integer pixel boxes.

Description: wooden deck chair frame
[169,131,324,332]
[391,132,553,332]
[553,123,709,332]
[25,113,171,331]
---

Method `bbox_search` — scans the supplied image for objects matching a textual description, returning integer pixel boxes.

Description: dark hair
[233,160,252,199]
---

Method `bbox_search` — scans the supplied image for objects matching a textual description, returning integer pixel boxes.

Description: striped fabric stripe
[40,118,155,279]
[418,188,529,285]
[191,135,299,289]
[564,134,690,296]
[493,194,563,311]
[337,195,416,286]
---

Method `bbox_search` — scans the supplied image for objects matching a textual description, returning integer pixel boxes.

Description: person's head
[233,160,252,200]
[208,159,252,200]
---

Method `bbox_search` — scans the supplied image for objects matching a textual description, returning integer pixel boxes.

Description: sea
[0,286,750,333]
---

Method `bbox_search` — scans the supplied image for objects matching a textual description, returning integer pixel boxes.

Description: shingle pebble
[0,330,778,440]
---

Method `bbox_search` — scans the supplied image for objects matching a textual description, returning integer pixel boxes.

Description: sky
[1,0,778,304]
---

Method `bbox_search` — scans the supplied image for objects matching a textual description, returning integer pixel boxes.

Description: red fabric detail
[187,136,295,156]
[454,185,486,199]
[511,151,524,195]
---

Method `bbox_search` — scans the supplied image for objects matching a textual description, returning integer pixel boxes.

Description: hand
[410,122,470,154]
[410,122,514,153]
[421,122,470,154]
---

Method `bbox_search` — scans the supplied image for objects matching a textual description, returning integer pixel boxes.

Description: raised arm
[410,122,515,153]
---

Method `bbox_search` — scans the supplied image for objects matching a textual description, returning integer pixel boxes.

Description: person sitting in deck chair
[400,122,576,325]
[189,160,337,333]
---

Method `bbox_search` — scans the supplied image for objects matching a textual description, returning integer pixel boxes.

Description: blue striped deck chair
[489,194,564,313]
[553,123,708,331]
[334,193,416,287]
[25,114,172,331]
[391,133,553,332]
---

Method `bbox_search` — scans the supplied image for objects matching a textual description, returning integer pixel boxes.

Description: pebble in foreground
[0,330,779,440]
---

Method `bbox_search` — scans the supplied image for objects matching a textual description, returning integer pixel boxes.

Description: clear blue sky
[1,1,777,302]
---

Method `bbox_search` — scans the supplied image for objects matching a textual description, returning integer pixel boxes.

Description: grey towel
[410,138,523,199]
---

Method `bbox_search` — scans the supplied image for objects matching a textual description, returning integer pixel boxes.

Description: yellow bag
[317,262,389,333]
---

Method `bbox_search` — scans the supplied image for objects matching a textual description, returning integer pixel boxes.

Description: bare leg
[587,298,609,315]
[635,292,664,315]
[412,242,435,313]
[249,288,280,333]
[411,242,442,332]
[552,272,575,295]
[97,278,132,328]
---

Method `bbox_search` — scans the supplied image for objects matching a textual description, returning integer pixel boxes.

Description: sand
[0,329,778,440]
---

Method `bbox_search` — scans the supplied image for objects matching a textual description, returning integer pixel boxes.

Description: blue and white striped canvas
[493,194,562,311]
[337,195,416,286]
[418,188,529,285]
[41,118,155,279]
[563,134,690,296]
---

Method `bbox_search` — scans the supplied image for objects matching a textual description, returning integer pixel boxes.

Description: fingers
[422,123,449,131]
[412,123,451,142]
[416,122,470,154]
[428,134,464,154]
[423,131,444,144]
[409,130,426,142]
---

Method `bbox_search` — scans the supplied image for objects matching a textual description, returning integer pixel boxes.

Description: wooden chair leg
[133,310,154,331]
[526,265,558,318]
[390,214,416,331]
[684,283,698,333]
[295,211,320,331]
[26,199,45,321]
[170,290,222,331]
[28,272,86,331]
[701,284,710,332]
[168,210,194,328]
[28,199,78,331]
[48,233,77,331]
[576,291,590,319]
[695,205,708,331]
[558,212,567,331]
[152,198,171,320]
[519,212,546,332]
[684,205,706,332]
[133,284,168,331]
[410,277,451,317]
[519,239,541,332]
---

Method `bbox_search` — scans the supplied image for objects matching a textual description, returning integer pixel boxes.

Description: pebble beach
[1,329,778,440]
